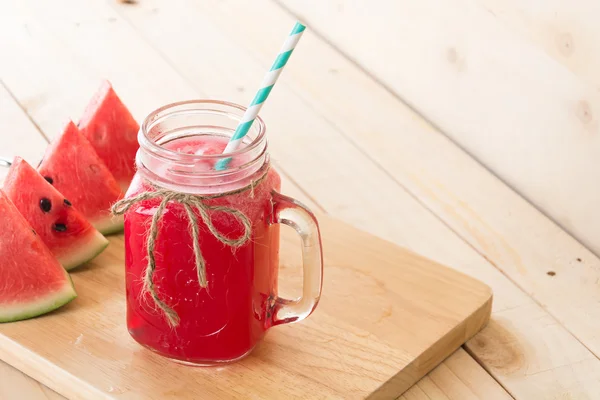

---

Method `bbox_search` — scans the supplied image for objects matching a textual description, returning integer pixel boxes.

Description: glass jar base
[129,330,257,366]
[167,346,255,367]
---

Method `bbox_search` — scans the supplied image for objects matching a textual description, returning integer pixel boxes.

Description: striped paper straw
[215,21,306,170]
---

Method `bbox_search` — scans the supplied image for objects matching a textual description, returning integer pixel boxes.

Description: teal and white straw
[215,21,306,170]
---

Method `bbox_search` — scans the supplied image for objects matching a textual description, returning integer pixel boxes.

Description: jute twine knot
[111,171,269,327]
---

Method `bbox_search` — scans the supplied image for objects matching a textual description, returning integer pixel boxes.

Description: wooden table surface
[1,1,599,399]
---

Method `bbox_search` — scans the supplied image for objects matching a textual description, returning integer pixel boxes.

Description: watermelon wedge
[3,157,109,270]
[38,121,124,235]
[0,190,76,323]
[79,80,140,191]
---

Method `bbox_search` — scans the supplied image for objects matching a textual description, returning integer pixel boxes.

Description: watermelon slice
[0,190,76,322]
[3,157,109,270]
[79,80,140,191]
[38,121,124,235]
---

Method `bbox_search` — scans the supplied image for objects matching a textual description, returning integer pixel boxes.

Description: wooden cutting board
[0,215,491,399]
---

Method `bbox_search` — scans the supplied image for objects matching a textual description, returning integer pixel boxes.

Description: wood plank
[0,361,65,400]
[0,218,493,399]
[0,1,198,137]
[404,348,513,400]
[476,0,600,89]
[0,331,498,399]
[0,0,564,398]
[403,377,450,400]
[0,351,504,400]
[276,0,600,351]
[279,0,600,258]
[175,0,600,392]
[0,82,48,182]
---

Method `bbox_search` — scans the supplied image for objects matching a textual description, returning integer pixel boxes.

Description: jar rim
[136,99,269,193]
[140,99,267,160]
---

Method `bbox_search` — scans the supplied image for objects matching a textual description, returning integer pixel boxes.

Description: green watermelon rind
[93,215,124,236]
[0,275,76,323]
[61,230,110,271]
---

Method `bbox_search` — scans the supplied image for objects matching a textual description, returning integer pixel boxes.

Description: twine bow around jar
[111,171,269,327]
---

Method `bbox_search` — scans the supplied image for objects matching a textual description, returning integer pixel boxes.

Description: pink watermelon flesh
[3,157,109,270]
[79,80,140,192]
[38,121,124,235]
[0,190,76,323]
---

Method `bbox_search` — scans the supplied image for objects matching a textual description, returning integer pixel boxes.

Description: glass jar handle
[270,191,323,326]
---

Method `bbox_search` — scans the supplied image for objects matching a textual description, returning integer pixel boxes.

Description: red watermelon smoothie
[121,100,322,365]
[125,136,281,363]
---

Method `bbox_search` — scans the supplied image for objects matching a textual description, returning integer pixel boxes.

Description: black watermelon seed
[31,229,37,236]
[39,198,52,213]
[53,223,67,232]
[63,199,72,206]
[44,176,54,185]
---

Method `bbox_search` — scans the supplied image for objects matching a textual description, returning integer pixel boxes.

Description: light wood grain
[6,351,505,400]
[0,361,64,400]
[279,0,600,258]
[0,81,47,182]
[2,0,594,398]
[4,347,503,400]
[105,0,600,398]
[402,348,513,400]
[0,0,199,137]
[477,0,600,89]
[0,218,492,399]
